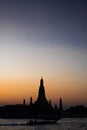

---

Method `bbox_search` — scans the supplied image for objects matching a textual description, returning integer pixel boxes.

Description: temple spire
[35,78,48,105]
[40,77,44,86]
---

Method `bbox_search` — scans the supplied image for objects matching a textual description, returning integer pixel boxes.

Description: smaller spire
[30,97,33,105]
[59,97,63,113]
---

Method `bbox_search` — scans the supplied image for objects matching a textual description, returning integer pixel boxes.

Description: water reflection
[0,118,87,130]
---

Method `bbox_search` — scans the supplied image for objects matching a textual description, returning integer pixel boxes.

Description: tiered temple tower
[35,78,49,108]
[28,78,53,117]
[35,78,48,107]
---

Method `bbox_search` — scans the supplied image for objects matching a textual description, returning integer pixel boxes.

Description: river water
[0,118,87,130]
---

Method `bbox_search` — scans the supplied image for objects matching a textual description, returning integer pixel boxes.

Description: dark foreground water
[0,118,87,130]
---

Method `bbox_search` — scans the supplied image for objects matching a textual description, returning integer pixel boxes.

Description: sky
[0,0,87,108]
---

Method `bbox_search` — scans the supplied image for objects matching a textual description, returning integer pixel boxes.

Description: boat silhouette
[26,119,58,125]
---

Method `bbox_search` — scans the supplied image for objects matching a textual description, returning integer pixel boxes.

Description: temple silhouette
[27,77,63,118]
[0,78,63,118]
[35,78,49,106]
[0,78,87,118]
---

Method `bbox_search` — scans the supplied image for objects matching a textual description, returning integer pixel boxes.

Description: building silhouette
[59,98,63,113]
[27,78,53,117]
[0,77,64,118]
[35,78,49,107]
[30,97,33,105]
[0,77,87,118]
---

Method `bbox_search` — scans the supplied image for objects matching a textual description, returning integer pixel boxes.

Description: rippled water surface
[0,118,87,130]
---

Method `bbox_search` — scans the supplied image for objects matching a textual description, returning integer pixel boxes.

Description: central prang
[35,78,49,107]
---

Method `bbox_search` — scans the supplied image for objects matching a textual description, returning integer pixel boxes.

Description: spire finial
[40,76,44,86]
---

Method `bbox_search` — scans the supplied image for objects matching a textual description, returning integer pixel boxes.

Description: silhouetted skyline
[0,78,87,119]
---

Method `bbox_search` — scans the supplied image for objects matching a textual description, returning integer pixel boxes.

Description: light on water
[0,118,87,130]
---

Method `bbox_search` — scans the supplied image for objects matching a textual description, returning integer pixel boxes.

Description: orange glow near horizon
[0,75,87,108]
[0,78,38,105]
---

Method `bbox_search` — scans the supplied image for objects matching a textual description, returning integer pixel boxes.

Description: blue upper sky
[0,0,87,48]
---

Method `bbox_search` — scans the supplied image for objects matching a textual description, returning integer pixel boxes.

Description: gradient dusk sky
[0,0,87,108]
